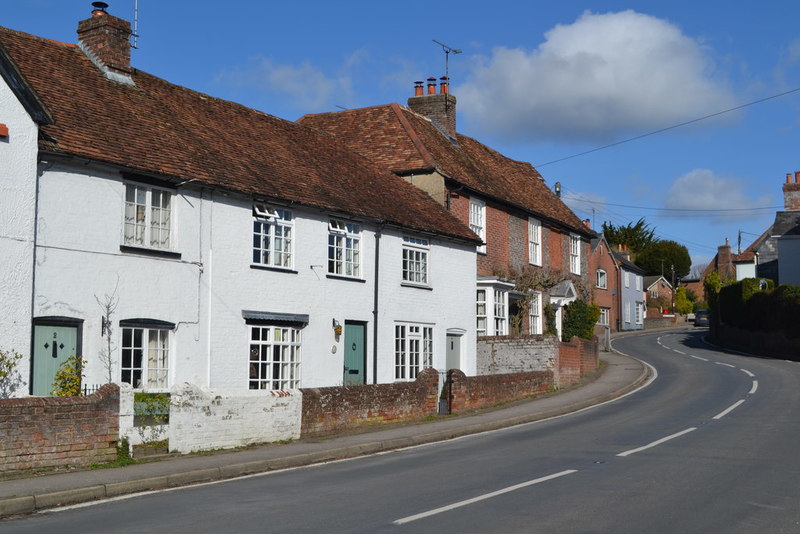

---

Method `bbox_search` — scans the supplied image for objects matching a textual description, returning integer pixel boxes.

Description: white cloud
[662,169,772,222]
[457,10,736,143]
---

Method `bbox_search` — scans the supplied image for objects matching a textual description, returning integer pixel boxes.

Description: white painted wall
[0,75,39,395]
[168,383,302,453]
[735,262,756,281]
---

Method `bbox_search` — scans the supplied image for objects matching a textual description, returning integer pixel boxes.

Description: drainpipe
[372,223,384,384]
[28,161,50,393]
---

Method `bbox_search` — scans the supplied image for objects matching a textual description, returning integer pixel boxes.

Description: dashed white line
[617,428,697,457]
[691,355,709,362]
[393,470,579,525]
[673,349,686,355]
[713,400,746,420]
[749,381,758,395]
[715,362,736,368]
[739,369,755,377]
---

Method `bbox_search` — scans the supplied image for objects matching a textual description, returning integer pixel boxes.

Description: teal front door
[343,322,366,385]
[32,324,78,396]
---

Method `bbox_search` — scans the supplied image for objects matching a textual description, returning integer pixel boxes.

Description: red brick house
[299,79,594,338]
[589,234,619,336]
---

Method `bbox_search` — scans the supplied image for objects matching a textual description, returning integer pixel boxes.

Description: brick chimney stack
[783,170,800,211]
[77,2,134,84]
[716,239,734,279]
[407,76,457,138]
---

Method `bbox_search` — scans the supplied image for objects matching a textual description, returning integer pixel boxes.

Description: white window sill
[120,244,181,260]
[250,264,298,274]
[401,281,433,291]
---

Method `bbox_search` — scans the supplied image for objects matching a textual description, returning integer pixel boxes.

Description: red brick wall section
[447,369,553,412]
[300,368,440,437]
[558,337,599,388]
[0,384,119,472]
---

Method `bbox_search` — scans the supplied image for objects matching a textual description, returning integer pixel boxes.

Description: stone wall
[168,383,302,453]
[476,335,558,375]
[447,369,552,412]
[0,384,119,471]
[300,368,439,438]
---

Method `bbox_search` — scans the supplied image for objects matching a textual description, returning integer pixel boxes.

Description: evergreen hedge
[717,278,800,339]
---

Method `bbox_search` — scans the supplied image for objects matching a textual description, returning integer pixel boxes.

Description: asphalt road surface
[5,330,800,533]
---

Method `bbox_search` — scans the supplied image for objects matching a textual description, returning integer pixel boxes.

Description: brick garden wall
[300,368,440,438]
[0,384,119,471]
[447,369,553,412]
[558,336,599,387]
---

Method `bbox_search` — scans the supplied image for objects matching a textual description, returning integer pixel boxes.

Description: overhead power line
[535,86,800,168]
[565,197,780,213]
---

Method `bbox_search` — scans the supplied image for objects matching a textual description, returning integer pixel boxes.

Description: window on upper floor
[120,324,171,390]
[402,236,429,286]
[528,218,542,265]
[476,289,487,336]
[123,183,173,250]
[328,219,361,278]
[650,287,659,298]
[249,325,301,390]
[529,291,543,335]
[624,272,630,288]
[569,234,581,275]
[394,323,433,380]
[635,275,642,291]
[470,197,486,254]
[252,203,293,269]
[596,269,607,289]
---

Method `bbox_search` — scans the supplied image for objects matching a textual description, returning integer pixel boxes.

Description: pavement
[0,347,653,519]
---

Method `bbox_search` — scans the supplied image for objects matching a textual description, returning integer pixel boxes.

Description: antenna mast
[432,40,462,81]
[131,0,140,49]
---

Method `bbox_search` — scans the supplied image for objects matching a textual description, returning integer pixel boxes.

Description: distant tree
[635,240,691,279]
[674,287,693,315]
[602,218,656,255]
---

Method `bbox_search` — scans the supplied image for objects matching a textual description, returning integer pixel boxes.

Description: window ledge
[250,264,298,274]
[401,282,433,291]
[326,274,366,283]
[120,245,181,260]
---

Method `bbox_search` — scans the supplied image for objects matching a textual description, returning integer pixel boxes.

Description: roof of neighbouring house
[611,251,645,274]
[298,104,593,237]
[0,26,480,245]
[643,276,672,290]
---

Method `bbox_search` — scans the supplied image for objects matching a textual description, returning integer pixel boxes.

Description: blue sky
[7,1,800,274]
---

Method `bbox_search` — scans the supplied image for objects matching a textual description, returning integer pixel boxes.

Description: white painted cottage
[0,5,479,396]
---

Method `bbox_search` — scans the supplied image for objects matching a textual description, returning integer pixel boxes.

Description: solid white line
[393,470,579,525]
[739,369,755,377]
[713,399,746,420]
[715,362,736,368]
[749,381,758,395]
[691,355,709,362]
[617,428,697,457]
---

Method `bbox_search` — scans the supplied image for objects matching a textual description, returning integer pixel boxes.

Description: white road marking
[673,350,685,355]
[715,362,736,368]
[749,381,758,395]
[393,470,579,525]
[617,428,697,457]
[713,399,746,420]
[739,369,755,377]
[691,355,709,362]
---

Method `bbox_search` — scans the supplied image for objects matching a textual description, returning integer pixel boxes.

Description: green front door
[32,324,78,396]
[343,322,366,385]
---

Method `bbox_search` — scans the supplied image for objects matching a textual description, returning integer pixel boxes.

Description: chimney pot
[787,173,792,184]
[427,77,437,95]
[439,76,449,94]
[91,1,109,16]
[414,81,423,97]
[795,171,800,183]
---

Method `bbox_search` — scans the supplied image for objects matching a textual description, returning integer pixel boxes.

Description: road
[4,330,800,533]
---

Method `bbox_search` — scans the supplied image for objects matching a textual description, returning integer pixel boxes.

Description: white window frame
[249,325,301,390]
[598,307,610,326]
[394,323,434,380]
[624,271,630,288]
[528,217,542,265]
[252,203,293,269]
[476,289,487,336]
[596,269,607,289]
[120,327,170,390]
[402,236,429,286]
[635,275,642,291]
[635,302,644,324]
[328,219,361,278]
[494,289,507,335]
[569,234,581,275]
[624,302,631,323]
[529,290,543,335]
[470,197,486,254]
[123,183,173,250]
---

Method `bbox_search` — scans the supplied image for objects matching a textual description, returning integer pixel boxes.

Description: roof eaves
[0,39,53,125]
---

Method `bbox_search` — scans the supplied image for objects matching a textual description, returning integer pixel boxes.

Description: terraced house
[0,5,482,396]
[299,78,595,339]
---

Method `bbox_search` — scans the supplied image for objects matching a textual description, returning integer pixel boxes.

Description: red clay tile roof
[299,104,592,236]
[0,26,479,244]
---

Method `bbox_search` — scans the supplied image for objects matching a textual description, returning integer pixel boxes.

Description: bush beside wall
[0,384,119,472]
